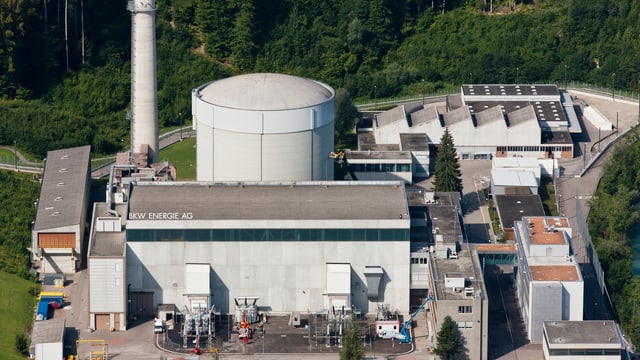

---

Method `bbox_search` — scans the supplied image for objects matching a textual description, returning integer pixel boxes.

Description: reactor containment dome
[192,73,335,182]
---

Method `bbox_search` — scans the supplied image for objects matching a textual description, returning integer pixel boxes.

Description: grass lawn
[159,137,197,180]
[0,271,37,359]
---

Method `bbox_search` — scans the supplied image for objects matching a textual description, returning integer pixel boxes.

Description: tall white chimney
[128,0,159,164]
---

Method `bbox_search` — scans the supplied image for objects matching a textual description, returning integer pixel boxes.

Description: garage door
[95,314,110,330]
[38,233,75,248]
[130,292,154,318]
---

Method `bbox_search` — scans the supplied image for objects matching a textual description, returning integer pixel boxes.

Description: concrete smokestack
[128,0,159,164]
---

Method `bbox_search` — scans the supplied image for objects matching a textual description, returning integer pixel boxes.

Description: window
[458,306,472,314]
[458,321,473,329]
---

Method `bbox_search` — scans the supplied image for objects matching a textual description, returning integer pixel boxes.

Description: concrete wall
[435,295,489,360]
[126,241,410,315]
[529,282,563,343]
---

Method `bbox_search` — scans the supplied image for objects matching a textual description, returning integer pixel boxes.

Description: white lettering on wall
[128,212,194,220]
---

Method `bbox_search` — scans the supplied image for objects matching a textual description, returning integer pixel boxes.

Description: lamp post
[14,140,17,171]
[564,64,567,89]
[179,112,183,140]
[469,72,473,84]
[516,66,519,83]
[421,79,425,105]
[612,73,615,101]
[373,85,377,108]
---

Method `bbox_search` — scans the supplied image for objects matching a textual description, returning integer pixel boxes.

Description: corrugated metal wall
[89,258,124,312]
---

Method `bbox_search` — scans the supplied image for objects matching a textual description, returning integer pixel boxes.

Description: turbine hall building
[122,181,411,316]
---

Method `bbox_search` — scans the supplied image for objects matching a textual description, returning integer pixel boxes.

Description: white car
[153,319,166,334]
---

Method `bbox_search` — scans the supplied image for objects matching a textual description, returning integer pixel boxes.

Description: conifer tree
[340,315,365,360]
[434,315,463,360]
[434,128,463,194]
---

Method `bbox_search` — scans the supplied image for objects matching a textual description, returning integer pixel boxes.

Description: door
[95,314,110,330]
[130,292,154,318]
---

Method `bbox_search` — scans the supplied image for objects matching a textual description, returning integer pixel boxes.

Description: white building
[32,145,91,274]
[192,73,335,182]
[362,84,576,162]
[30,318,65,360]
[87,202,127,331]
[122,181,410,316]
[490,169,539,195]
[543,320,625,359]
[514,216,584,343]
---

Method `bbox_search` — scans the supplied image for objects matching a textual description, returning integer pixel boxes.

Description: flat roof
[462,84,559,97]
[541,130,572,145]
[89,203,126,257]
[31,317,65,344]
[526,217,570,245]
[495,195,545,229]
[128,181,409,221]
[475,244,517,253]
[347,150,412,161]
[544,321,623,348]
[400,133,429,151]
[466,100,567,125]
[491,170,538,187]
[34,146,91,231]
[529,265,580,281]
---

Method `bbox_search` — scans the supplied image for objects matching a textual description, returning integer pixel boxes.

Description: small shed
[30,317,65,360]
[157,304,177,330]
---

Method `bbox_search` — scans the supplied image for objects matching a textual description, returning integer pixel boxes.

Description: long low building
[122,181,411,316]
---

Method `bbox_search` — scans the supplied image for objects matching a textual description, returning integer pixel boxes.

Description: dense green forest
[588,128,640,346]
[1,0,640,156]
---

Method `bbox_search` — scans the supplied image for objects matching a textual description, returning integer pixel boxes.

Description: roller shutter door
[95,314,110,330]
[38,233,75,248]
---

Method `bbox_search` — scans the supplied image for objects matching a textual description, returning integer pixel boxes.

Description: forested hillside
[1,0,640,156]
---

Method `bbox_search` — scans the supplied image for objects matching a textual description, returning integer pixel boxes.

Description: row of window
[458,306,473,314]
[126,228,410,242]
[547,349,621,356]
[411,257,428,264]
[350,163,411,173]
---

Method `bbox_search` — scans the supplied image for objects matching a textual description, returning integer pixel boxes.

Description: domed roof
[198,73,334,111]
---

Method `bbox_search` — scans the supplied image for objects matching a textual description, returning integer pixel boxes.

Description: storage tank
[192,73,335,181]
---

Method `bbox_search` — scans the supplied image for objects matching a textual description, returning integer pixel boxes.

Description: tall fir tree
[434,128,463,194]
[434,315,463,360]
[340,315,365,360]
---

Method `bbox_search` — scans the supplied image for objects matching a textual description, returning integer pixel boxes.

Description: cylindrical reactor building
[192,73,335,182]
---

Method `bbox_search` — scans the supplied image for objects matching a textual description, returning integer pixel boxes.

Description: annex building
[357,84,577,170]
[514,216,584,344]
